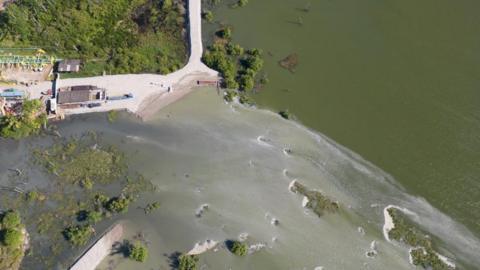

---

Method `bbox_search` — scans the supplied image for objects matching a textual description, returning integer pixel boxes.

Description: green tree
[217,27,232,39]
[203,10,214,22]
[239,75,255,91]
[1,211,21,228]
[63,225,93,246]
[162,0,173,10]
[128,242,148,262]
[106,196,131,213]
[1,229,22,247]
[229,240,248,256]
[178,254,199,270]
[237,0,249,7]
[86,210,103,224]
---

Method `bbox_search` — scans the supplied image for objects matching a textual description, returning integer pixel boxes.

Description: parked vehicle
[87,103,102,108]
[107,93,134,101]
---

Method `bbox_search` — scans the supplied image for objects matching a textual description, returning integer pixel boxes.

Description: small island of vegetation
[387,208,455,270]
[0,210,26,270]
[290,181,339,217]
[227,240,248,256]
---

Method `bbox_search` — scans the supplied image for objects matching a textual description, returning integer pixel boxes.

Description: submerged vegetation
[0,0,188,75]
[279,53,299,73]
[0,210,26,270]
[142,202,160,214]
[0,99,46,139]
[107,110,119,123]
[33,138,126,188]
[0,133,155,268]
[290,181,339,217]
[387,208,454,270]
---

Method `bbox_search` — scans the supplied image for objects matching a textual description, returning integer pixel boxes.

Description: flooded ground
[80,88,477,269]
[1,88,478,269]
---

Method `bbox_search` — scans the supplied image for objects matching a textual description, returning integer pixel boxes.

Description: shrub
[217,27,232,39]
[105,196,131,213]
[1,229,22,247]
[1,211,21,228]
[128,242,148,262]
[107,110,118,123]
[178,254,199,270]
[203,10,214,22]
[223,90,237,102]
[278,110,291,120]
[80,178,93,189]
[86,210,103,224]
[229,240,248,256]
[144,202,160,214]
[25,190,39,202]
[63,225,93,246]
[238,93,254,106]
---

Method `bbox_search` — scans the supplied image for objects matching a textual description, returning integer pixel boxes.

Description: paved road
[26,0,218,118]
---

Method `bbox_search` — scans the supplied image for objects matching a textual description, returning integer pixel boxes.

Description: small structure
[0,89,25,100]
[57,59,81,73]
[57,85,106,105]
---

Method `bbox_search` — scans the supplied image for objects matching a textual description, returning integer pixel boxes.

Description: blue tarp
[0,89,25,98]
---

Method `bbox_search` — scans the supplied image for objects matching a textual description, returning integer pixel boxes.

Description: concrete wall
[69,223,124,270]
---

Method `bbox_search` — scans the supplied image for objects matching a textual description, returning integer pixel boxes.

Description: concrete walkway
[69,223,124,270]
[26,0,218,119]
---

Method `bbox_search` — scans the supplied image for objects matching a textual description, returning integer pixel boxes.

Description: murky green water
[204,0,480,237]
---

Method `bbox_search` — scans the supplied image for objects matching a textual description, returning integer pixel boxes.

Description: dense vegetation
[388,208,454,270]
[227,240,248,256]
[127,242,148,262]
[203,35,264,91]
[0,211,25,270]
[202,23,266,106]
[178,254,199,270]
[0,99,46,139]
[0,0,188,75]
[63,225,93,246]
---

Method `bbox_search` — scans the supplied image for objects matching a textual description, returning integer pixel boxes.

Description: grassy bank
[0,0,188,75]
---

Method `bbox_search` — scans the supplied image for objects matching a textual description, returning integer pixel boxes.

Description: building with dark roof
[57,59,81,73]
[57,90,90,104]
[56,86,106,105]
